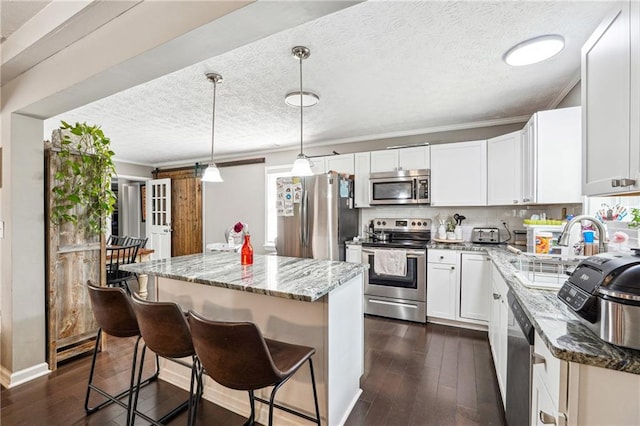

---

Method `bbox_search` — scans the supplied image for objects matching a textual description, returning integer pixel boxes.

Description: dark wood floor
[345,317,505,426]
[1,316,504,426]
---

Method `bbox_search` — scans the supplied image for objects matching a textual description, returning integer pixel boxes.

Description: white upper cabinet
[521,107,582,204]
[582,2,640,195]
[370,146,430,173]
[430,140,487,206]
[326,153,355,175]
[370,150,399,173]
[487,131,522,206]
[354,152,371,208]
[308,156,327,175]
[398,146,430,170]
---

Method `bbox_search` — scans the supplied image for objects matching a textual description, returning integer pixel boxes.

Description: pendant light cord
[211,78,217,164]
[299,54,304,157]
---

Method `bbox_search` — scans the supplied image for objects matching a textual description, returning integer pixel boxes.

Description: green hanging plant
[50,121,117,235]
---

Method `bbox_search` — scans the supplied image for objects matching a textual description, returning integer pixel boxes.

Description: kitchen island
[122,252,367,426]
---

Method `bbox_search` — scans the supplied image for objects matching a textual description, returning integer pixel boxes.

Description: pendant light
[202,72,223,183]
[289,46,314,176]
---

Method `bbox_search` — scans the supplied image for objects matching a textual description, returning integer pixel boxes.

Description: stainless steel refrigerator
[276,171,358,261]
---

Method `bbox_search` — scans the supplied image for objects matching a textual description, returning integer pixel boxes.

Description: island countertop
[121,252,368,302]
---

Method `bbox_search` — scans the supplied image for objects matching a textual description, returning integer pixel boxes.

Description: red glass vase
[241,234,253,265]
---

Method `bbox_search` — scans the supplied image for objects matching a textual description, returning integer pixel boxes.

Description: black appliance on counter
[362,218,430,323]
[558,251,640,350]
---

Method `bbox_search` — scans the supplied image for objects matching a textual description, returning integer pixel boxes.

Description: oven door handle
[362,248,426,257]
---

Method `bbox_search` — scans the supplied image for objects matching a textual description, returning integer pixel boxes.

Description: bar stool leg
[309,358,321,425]
[268,381,287,426]
[243,390,256,426]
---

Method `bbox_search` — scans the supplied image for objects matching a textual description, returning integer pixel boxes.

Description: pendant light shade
[291,154,314,176]
[202,72,223,183]
[289,46,314,176]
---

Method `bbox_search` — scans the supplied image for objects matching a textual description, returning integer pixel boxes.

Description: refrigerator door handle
[301,189,308,246]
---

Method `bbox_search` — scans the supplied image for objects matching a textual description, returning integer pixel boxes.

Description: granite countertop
[121,252,368,302]
[487,247,640,375]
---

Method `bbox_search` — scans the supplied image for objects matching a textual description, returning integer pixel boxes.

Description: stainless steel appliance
[369,169,430,205]
[362,218,430,323]
[276,171,358,261]
[471,227,501,244]
[558,251,640,350]
[506,291,534,426]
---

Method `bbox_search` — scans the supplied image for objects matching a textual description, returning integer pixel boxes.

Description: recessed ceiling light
[503,35,565,66]
[285,91,320,107]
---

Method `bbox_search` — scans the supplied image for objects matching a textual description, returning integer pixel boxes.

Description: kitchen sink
[510,253,585,290]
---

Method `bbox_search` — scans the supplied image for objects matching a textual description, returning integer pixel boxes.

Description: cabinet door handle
[611,179,621,187]
[492,293,501,300]
[513,200,519,204]
[532,352,546,365]
[451,266,455,270]
[620,178,636,187]
[539,411,556,425]
[440,256,444,260]
[523,198,530,202]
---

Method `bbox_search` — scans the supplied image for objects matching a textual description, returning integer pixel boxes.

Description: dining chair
[107,235,129,246]
[188,310,321,426]
[106,244,140,294]
[126,236,148,249]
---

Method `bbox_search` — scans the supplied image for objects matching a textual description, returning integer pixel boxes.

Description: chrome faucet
[557,214,608,253]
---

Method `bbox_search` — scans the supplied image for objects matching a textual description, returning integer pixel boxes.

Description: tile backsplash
[359,204,583,243]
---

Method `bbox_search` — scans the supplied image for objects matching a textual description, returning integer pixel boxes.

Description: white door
[146,178,172,260]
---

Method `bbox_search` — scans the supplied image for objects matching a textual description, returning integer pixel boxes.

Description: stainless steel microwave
[369,169,430,205]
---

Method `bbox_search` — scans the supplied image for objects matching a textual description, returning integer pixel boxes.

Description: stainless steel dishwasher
[505,291,534,426]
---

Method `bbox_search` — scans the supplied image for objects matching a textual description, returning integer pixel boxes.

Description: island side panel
[328,273,364,426]
[156,275,363,424]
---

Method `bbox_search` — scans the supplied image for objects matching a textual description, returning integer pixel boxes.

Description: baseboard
[159,359,325,425]
[427,317,489,332]
[0,362,50,388]
[336,388,362,426]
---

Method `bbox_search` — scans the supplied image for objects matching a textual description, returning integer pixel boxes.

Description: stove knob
[417,221,422,226]
[412,221,416,226]
[424,222,428,227]
[376,221,381,225]
[382,221,386,225]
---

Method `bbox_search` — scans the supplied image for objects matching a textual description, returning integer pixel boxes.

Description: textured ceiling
[43,1,614,166]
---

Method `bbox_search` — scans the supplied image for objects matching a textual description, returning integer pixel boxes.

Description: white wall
[204,163,266,252]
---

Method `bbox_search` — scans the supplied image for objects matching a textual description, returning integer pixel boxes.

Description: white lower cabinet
[488,263,509,406]
[426,250,458,320]
[459,253,491,322]
[427,250,490,324]
[345,243,362,263]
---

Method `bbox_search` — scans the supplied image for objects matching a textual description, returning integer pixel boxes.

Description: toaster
[471,227,501,244]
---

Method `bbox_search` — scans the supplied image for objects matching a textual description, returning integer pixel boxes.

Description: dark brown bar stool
[85,282,159,425]
[188,310,321,426]
[129,293,202,426]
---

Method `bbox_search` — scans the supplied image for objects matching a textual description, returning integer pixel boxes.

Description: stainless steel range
[362,218,431,323]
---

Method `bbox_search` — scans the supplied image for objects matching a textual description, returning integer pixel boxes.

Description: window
[264,165,292,249]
